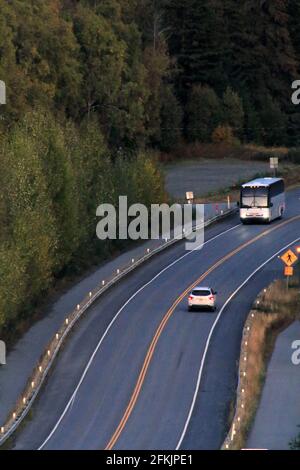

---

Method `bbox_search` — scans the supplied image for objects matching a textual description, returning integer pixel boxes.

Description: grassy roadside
[224,275,300,450]
[160,142,291,164]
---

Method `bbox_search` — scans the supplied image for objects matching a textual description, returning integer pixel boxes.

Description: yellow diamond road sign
[281,249,298,267]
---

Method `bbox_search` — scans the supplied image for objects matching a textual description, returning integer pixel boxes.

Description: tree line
[0,0,182,151]
[0,111,165,332]
[165,0,300,146]
[1,1,300,148]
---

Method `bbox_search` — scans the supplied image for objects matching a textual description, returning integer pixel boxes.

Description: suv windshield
[192,289,211,296]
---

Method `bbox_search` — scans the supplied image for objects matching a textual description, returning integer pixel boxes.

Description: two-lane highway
[12,188,300,450]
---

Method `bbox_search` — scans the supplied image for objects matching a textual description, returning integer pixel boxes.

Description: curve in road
[105,216,300,450]
[10,187,300,450]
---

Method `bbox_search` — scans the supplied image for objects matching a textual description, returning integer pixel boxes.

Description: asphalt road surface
[11,188,300,450]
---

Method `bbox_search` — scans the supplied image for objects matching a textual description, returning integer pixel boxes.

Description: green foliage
[0,244,27,328]
[0,120,58,306]
[221,87,244,138]
[242,95,263,144]
[290,426,300,450]
[186,85,222,142]
[160,86,183,151]
[289,0,300,61]
[0,0,82,121]
[67,117,113,251]
[211,125,237,145]
[165,0,227,97]
[143,40,171,146]
[0,109,165,331]
[288,148,300,164]
[73,5,125,117]
[165,0,299,145]
[1,0,298,146]
[113,151,165,208]
[22,111,83,270]
[260,95,288,146]
[0,0,175,150]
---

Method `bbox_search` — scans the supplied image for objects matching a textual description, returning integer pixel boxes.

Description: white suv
[188,287,217,312]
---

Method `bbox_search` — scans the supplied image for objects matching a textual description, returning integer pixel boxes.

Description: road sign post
[270,157,279,177]
[186,191,194,205]
[296,247,300,285]
[284,266,294,290]
[280,249,298,290]
[280,249,298,267]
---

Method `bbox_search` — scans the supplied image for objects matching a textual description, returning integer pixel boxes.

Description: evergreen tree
[160,86,183,150]
[165,0,227,100]
[260,95,288,146]
[143,40,172,146]
[242,95,263,144]
[222,87,244,139]
[186,85,222,142]
[73,5,125,120]
[289,0,300,64]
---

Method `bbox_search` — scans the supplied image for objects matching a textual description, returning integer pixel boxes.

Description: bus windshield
[241,187,268,208]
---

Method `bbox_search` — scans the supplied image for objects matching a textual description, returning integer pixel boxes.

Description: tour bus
[240,177,285,224]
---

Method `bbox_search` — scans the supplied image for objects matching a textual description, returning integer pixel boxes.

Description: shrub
[211,125,238,145]
[186,85,222,142]
[222,87,244,139]
[287,148,300,164]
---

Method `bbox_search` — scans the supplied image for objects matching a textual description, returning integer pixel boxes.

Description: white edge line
[175,234,300,450]
[38,222,240,449]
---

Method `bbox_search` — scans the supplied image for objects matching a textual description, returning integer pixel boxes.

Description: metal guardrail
[0,206,237,446]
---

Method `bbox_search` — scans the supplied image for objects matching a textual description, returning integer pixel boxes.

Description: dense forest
[1,0,300,332]
[1,0,300,148]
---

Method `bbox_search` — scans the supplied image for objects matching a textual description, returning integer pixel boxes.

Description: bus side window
[279,181,284,193]
[271,181,282,198]
[270,184,276,198]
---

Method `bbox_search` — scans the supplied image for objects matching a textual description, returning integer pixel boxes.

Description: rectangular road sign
[284,266,294,276]
[270,157,278,169]
[186,191,194,201]
[281,249,298,267]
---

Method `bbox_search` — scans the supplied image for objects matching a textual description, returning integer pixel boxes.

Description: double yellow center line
[105,215,300,449]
